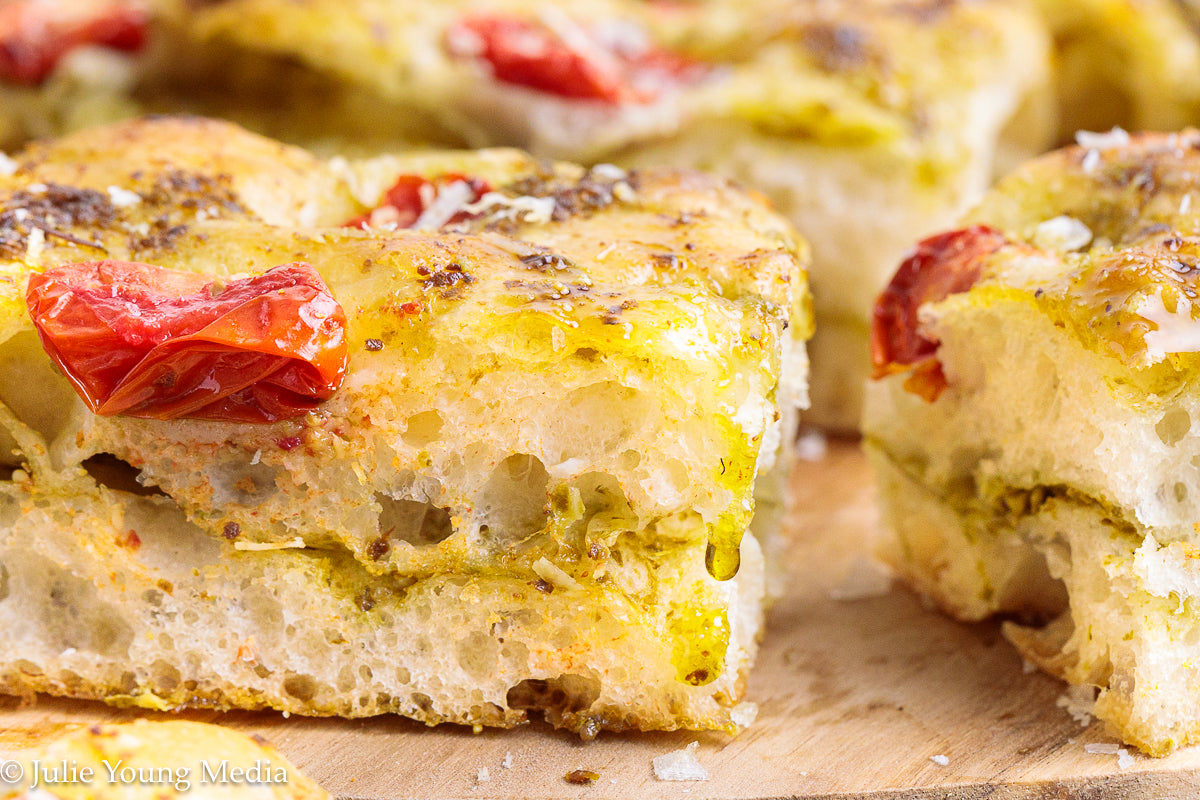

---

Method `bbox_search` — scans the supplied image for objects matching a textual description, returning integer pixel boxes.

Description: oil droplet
[669,597,729,686]
[705,541,740,581]
[705,511,744,581]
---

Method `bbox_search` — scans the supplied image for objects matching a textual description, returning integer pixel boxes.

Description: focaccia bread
[865,129,1200,755]
[0,0,1051,429]
[1,721,329,800]
[1034,0,1200,142]
[0,116,811,735]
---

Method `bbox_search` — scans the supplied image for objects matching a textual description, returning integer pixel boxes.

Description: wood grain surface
[4,438,1200,799]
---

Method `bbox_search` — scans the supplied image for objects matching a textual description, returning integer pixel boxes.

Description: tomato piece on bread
[26,261,347,422]
[445,14,704,104]
[871,225,1008,400]
[0,1,147,86]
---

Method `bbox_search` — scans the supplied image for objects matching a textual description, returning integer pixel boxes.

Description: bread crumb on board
[652,741,709,781]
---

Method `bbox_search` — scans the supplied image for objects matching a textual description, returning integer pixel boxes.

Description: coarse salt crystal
[930,755,949,766]
[1081,149,1101,174]
[829,555,893,601]
[1084,743,1121,755]
[0,153,17,176]
[1033,215,1092,252]
[501,753,512,769]
[1117,748,1135,770]
[652,741,709,782]
[476,767,490,783]
[1076,127,1130,151]
[1021,659,1037,674]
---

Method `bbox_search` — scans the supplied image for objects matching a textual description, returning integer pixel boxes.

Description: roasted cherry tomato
[870,225,1008,400]
[444,14,704,104]
[26,261,347,423]
[344,173,490,230]
[0,1,147,86]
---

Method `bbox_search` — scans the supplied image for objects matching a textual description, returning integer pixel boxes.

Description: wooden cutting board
[4,438,1200,799]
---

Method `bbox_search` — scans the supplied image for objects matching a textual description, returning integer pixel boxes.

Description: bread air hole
[1156,407,1192,446]
[0,331,75,468]
[282,673,318,702]
[505,673,601,719]
[375,495,454,546]
[401,410,444,448]
[477,454,550,540]
[26,558,133,659]
[82,454,165,497]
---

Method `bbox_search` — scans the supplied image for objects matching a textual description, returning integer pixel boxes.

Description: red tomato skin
[445,14,703,104]
[870,225,1008,397]
[0,2,147,86]
[26,261,348,423]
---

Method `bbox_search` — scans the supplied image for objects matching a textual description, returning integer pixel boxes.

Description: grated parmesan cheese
[652,742,709,782]
[106,185,141,208]
[1075,127,1130,151]
[1081,149,1101,174]
[414,180,475,230]
[591,163,628,181]
[532,557,581,591]
[462,192,557,225]
[234,537,305,551]
[1032,216,1092,252]
[25,226,44,262]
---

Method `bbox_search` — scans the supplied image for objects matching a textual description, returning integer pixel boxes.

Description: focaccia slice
[1034,0,1200,141]
[0,0,1050,429]
[155,0,1049,429]
[865,129,1200,755]
[0,116,811,735]
[1,721,329,800]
